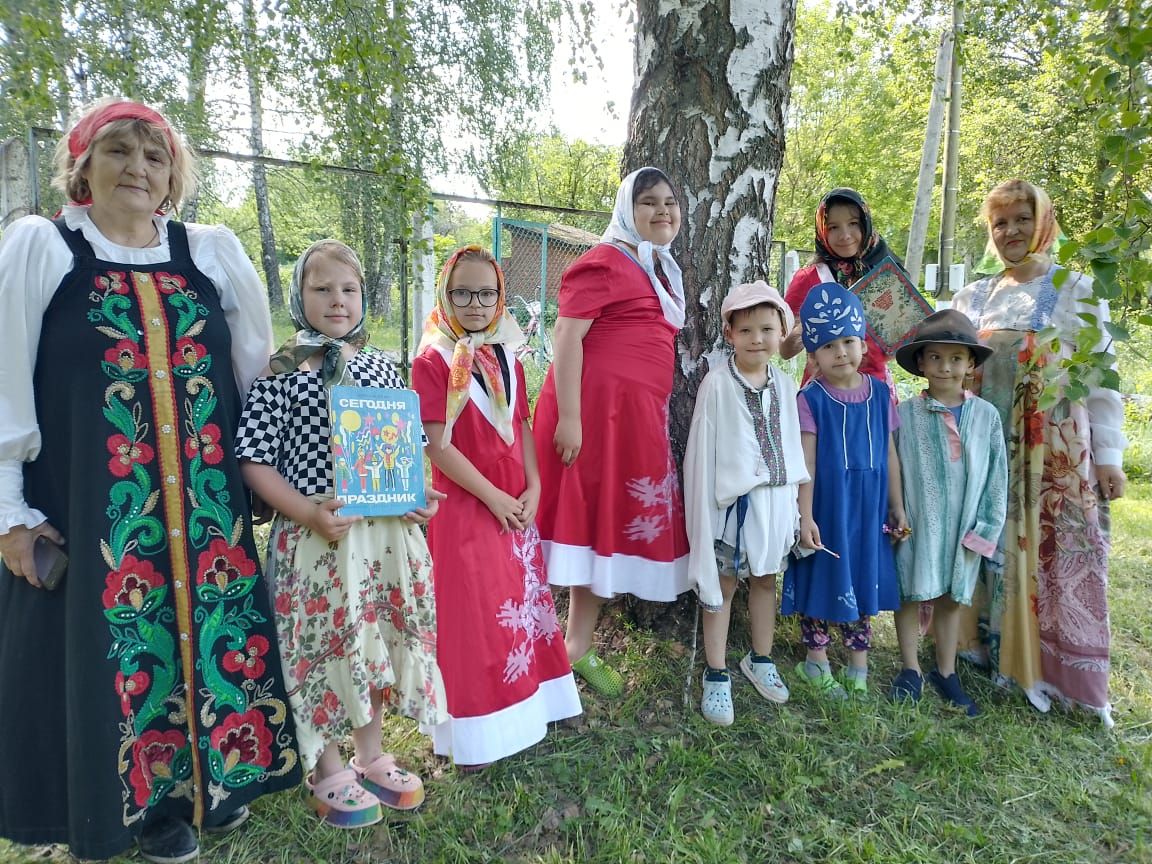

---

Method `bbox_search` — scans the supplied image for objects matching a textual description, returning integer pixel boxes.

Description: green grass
[4,486,1150,864]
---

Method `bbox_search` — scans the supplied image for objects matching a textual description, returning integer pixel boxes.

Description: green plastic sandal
[571,649,624,699]
[793,661,847,700]
[836,669,869,697]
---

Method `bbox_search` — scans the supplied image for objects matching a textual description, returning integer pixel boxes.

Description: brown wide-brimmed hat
[894,309,994,377]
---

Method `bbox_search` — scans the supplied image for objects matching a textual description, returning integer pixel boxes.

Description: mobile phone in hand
[33,536,68,590]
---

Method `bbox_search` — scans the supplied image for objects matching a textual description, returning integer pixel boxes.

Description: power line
[29,127,612,218]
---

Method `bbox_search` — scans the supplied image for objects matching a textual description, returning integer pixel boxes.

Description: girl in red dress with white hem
[532,167,692,697]
[412,246,581,769]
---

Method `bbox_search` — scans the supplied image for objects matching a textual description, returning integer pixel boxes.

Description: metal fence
[1,127,808,371]
[493,216,608,365]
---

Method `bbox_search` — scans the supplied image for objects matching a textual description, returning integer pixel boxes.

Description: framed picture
[850,256,934,354]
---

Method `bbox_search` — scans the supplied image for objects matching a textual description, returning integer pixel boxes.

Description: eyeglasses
[448,288,500,308]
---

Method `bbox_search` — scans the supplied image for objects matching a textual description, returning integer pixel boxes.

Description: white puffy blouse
[0,205,273,533]
[952,266,1126,467]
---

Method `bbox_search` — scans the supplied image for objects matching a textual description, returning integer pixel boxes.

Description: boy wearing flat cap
[889,309,1008,715]
[684,281,809,726]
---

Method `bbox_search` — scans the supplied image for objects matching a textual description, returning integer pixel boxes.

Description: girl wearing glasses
[412,245,581,770]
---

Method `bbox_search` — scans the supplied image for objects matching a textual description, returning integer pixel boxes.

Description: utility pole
[905,30,952,289]
[937,0,964,299]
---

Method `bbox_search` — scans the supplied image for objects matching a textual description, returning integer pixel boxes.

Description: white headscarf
[601,167,686,329]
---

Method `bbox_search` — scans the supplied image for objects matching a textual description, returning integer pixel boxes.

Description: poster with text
[329,386,426,516]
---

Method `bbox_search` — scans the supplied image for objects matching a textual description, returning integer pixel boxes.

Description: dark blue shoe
[928,669,980,717]
[889,668,923,703]
[206,804,250,834]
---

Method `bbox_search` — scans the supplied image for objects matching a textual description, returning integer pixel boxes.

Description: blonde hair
[301,239,365,287]
[450,246,500,274]
[51,100,197,213]
[980,179,1034,224]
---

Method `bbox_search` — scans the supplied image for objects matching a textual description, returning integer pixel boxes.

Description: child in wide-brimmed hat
[888,309,1007,715]
[684,281,809,725]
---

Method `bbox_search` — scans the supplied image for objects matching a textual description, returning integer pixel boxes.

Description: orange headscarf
[416,246,524,447]
[985,180,1060,267]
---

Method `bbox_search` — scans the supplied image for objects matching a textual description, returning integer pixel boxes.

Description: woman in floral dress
[953,180,1127,726]
[0,99,299,863]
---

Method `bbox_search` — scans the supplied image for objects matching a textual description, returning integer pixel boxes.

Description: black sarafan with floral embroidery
[0,221,299,860]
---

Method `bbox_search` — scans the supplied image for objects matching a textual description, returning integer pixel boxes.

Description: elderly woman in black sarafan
[0,99,299,863]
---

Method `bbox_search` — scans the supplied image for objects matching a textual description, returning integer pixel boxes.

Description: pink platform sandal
[306,768,383,828]
[349,753,425,811]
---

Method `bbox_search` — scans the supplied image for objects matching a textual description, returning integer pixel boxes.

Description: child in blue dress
[783,282,908,697]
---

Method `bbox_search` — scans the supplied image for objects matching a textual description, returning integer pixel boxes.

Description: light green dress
[894,391,1007,604]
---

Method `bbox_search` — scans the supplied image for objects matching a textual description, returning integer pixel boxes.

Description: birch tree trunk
[241,0,282,309]
[622,0,797,630]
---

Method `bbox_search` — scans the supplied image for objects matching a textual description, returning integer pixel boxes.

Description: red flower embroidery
[332,607,347,630]
[103,555,166,609]
[129,729,186,806]
[388,587,404,609]
[185,423,223,464]
[104,339,146,371]
[95,271,129,294]
[412,581,427,598]
[322,690,341,713]
[210,709,273,772]
[294,658,311,682]
[196,539,256,590]
[115,670,151,716]
[304,595,329,615]
[107,434,155,477]
[1023,410,1045,447]
[171,337,207,369]
[222,635,270,679]
[155,272,187,294]
[274,591,292,616]
[312,706,329,726]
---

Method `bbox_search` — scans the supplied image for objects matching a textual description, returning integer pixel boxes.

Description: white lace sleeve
[1056,274,1127,465]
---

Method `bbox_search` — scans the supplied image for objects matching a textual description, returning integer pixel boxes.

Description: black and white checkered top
[235,349,407,496]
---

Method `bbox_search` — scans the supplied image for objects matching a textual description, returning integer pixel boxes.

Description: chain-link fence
[493,216,607,365]
[1,127,809,378]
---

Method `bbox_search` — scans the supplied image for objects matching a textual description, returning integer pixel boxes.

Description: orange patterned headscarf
[983,180,1061,267]
[416,245,524,447]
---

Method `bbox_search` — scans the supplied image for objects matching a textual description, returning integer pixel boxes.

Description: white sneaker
[700,672,734,726]
[740,653,790,704]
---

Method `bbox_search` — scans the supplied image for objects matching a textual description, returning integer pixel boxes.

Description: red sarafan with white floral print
[531,244,691,601]
[412,345,581,766]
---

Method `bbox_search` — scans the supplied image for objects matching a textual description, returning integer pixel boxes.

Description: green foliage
[479,129,621,232]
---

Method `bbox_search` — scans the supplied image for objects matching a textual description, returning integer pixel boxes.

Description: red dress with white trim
[532,243,691,601]
[412,346,581,766]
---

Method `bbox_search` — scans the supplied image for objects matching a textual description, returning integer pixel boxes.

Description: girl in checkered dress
[236,240,446,828]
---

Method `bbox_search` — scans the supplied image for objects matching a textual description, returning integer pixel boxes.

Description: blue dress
[782,376,899,622]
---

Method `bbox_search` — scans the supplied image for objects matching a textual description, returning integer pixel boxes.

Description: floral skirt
[962,330,1112,714]
[268,510,447,770]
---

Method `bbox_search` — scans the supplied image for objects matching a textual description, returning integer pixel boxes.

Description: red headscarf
[67,101,177,205]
